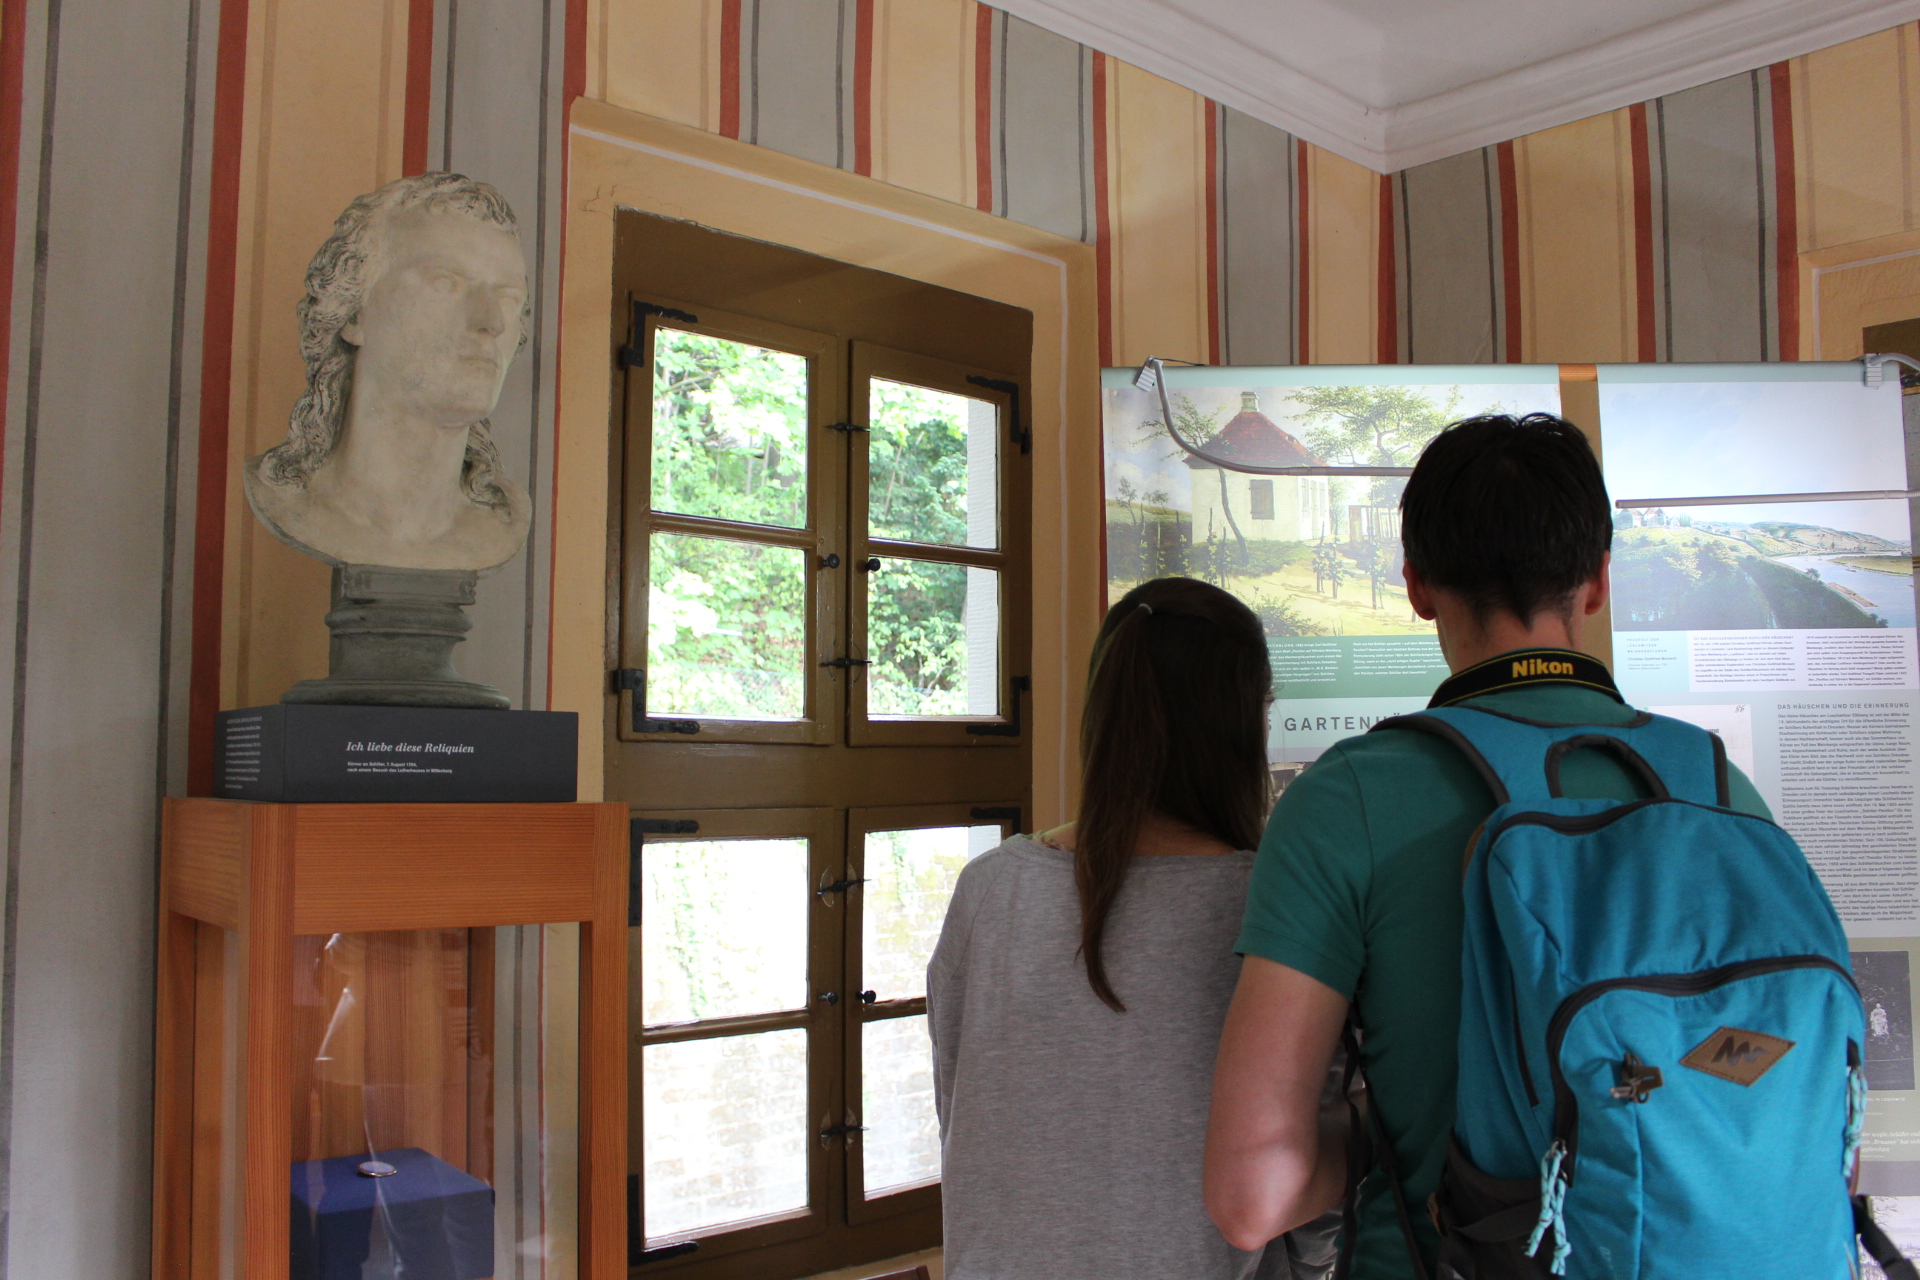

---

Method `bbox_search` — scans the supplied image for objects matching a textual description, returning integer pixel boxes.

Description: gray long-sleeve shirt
[927,835,1284,1280]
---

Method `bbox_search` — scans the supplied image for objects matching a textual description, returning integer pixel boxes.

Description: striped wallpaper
[591,3,1920,369]
[0,0,1916,1273]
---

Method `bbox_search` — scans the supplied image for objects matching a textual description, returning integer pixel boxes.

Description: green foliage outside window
[651,329,809,528]
[645,331,996,719]
[869,379,994,548]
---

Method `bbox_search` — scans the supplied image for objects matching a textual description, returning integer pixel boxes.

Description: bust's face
[341,207,527,427]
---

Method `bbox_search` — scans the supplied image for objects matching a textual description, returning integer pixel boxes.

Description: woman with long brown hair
[929,577,1330,1279]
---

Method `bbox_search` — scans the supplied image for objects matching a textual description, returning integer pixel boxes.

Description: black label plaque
[216,704,577,803]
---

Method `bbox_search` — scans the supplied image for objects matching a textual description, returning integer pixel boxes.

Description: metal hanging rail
[1136,353,1919,497]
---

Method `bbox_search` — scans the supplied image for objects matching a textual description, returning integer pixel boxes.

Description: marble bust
[245,172,532,572]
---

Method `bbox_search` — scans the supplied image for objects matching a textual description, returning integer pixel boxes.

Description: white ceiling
[994,0,1920,172]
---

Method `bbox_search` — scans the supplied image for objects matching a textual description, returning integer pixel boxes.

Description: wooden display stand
[151,798,629,1280]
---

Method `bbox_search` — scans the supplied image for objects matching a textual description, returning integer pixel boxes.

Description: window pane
[643,1030,810,1240]
[648,532,805,721]
[862,1015,939,1198]
[867,561,999,718]
[640,839,809,1024]
[652,328,808,529]
[863,825,999,1001]
[868,379,998,549]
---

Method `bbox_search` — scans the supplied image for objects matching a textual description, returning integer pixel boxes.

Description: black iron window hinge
[630,818,701,926]
[821,656,871,669]
[966,374,1029,454]
[617,300,701,370]
[825,420,868,433]
[967,675,1031,737]
[612,668,698,735]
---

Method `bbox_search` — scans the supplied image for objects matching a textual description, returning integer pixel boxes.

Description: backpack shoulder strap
[1334,1015,1433,1280]
[1370,712,1514,805]
[1856,1195,1920,1280]
[1370,706,1727,809]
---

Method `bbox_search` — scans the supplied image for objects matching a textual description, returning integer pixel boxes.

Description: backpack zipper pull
[1608,1051,1664,1103]
[1526,1140,1573,1276]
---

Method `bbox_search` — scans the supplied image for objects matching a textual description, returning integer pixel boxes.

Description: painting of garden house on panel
[1102,367,1562,642]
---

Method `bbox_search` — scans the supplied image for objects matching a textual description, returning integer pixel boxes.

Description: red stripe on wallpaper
[564,0,587,104]
[1375,173,1396,364]
[852,0,874,175]
[719,0,742,140]
[0,0,30,519]
[1496,140,1522,363]
[1092,50,1112,367]
[1203,102,1220,365]
[402,0,435,174]
[188,0,253,795]
[1296,141,1310,365]
[1627,102,1657,362]
[1769,61,1800,360]
[973,3,993,211]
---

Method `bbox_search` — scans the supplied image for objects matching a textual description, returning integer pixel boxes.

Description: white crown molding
[992,0,1920,174]
[1387,0,1920,169]
[993,0,1393,168]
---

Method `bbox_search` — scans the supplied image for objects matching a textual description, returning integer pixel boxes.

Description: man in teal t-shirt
[1201,415,1771,1278]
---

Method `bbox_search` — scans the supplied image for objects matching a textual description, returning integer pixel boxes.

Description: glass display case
[152,799,629,1280]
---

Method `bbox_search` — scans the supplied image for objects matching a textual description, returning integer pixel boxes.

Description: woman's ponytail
[1072,578,1271,1011]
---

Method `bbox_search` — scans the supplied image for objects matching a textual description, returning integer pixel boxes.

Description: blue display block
[290,1147,493,1280]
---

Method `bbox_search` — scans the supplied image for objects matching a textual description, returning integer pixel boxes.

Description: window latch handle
[817,876,868,897]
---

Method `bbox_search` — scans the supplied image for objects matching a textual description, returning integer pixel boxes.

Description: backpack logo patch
[1680,1026,1795,1085]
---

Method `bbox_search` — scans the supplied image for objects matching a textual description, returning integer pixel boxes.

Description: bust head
[244,172,533,571]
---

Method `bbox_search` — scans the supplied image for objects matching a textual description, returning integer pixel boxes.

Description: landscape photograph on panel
[1600,370,1915,635]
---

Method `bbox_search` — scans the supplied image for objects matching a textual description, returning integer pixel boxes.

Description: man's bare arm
[1204,954,1350,1251]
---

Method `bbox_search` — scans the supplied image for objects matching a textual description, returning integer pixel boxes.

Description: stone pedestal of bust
[243,173,532,708]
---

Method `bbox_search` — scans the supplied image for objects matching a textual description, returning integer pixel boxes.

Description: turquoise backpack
[1342,706,1912,1280]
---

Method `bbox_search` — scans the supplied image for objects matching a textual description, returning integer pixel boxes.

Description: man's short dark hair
[1399,412,1612,624]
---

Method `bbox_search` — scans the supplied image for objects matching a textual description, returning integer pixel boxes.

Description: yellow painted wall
[598,0,724,131]
[1303,146,1376,364]
[870,0,976,206]
[221,0,412,711]
[1513,111,1638,364]
[1795,25,1920,252]
[1104,60,1209,367]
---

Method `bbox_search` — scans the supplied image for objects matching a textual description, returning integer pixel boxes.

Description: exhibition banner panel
[1099,364,1561,773]
[1596,364,1920,1206]
[1102,359,1920,1212]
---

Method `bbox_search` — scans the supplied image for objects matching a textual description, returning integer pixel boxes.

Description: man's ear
[339,314,364,347]
[1580,553,1611,618]
[1403,560,1438,621]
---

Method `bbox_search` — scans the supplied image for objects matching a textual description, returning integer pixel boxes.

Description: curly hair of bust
[257,172,529,512]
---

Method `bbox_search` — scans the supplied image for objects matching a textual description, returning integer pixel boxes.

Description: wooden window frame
[841,802,1017,1226]
[848,343,1031,748]
[606,205,1042,1280]
[617,297,846,747]
[630,807,841,1263]
[632,802,1021,1261]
